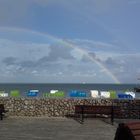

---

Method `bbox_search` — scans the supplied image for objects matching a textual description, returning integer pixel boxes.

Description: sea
[0,83,140,98]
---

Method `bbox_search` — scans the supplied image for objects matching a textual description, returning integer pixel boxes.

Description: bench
[114,122,140,140]
[0,104,8,120]
[75,105,119,124]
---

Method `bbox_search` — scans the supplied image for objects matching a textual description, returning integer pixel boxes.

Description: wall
[0,98,140,118]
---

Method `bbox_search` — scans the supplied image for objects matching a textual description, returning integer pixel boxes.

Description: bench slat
[135,136,140,140]
[131,130,140,136]
[126,124,140,130]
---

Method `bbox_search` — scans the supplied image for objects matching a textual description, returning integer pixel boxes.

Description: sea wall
[0,98,140,118]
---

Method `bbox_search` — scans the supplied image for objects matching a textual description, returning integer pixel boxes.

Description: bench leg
[111,114,114,125]
[80,113,84,123]
[0,114,3,120]
[111,106,114,125]
[80,106,84,124]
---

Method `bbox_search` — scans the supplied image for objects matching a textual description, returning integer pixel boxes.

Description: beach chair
[90,90,100,98]
[100,91,110,98]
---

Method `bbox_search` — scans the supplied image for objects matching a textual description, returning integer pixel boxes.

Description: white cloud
[0,37,108,83]
[0,38,51,61]
[102,54,140,83]
[0,28,139,83]
[70,48,85,61]
[67,38,122,53]
[1,36,140,83]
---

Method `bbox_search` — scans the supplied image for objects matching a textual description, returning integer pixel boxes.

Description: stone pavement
[0,117,117,140]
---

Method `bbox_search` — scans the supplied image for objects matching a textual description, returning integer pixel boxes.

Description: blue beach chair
[117,93,133,99]
[69,90,87,97]
[27,90,39,97]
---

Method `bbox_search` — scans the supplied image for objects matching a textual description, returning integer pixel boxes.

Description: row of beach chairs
[0,90,136,99]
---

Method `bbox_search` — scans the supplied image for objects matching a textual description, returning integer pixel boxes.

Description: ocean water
[0,83,140,98]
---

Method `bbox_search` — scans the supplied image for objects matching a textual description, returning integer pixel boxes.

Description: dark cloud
[89,52,100,61]
[88,52,96,58]
[20,60,36,68]
[2,57,17,65]
[88,52,102,62]
[2,44,75,69]
[19,44,75,69]
[38,56,50,63]
[81,55,90,62]
[81,52,96,62]
[47,44,75,61]
[19,58,56,69]
[105,57,116,65]
[103,56,124,66]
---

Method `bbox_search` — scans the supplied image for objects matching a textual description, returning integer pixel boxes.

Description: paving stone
[0,117,116,140]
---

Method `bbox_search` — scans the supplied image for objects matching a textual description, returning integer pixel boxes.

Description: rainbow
[0,26,120,83]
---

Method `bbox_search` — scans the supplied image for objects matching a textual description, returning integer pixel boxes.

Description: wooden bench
[0,104,8,120]
[75,105,119,124]
[114,122,140,140]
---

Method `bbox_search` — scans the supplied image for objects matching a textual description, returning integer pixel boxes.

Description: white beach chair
[50,90,58,94]
[125,91,135,98]
[90,90,100,98]
[100,91,110,98]
[0,92,8,97]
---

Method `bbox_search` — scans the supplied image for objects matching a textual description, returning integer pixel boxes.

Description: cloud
[0,38,90,73]
[57,38,140,83]
[66,39,123,63]
[0,37,118,83]
[20,60,36,68]
[1,34,140,83]
[2,57,17,66]
[46,44,75,61]
[100,54,140,83]
[0,38,51,60]
[81,52,102,63]
[67,38,122,53]
[104,57,117,65]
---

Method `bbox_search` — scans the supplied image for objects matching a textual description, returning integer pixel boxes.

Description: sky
[0,0,140,83]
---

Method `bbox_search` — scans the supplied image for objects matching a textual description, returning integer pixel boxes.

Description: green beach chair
[10,90,20,97]
[44,91,65,98]
[110,90,117,99]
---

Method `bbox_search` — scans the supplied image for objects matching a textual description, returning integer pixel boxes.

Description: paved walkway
[0,117,117,140]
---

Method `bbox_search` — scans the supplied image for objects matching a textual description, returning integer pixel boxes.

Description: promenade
[0,117,117,140]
